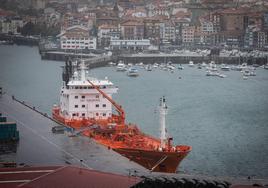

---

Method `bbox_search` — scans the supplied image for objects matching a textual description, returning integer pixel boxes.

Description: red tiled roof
[0,166,142,188]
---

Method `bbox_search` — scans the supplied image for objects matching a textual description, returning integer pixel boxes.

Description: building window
[72,113,76,117]
[103,113,106,117]
[75,96,78,99]
[81,96,85,99]
[96,113,99,116]
[102,104,106,107]
[82,113,85,117]
[75,105,78,108]
[96,104,99,108]
[96,95,99,98]
[82,105,85,108]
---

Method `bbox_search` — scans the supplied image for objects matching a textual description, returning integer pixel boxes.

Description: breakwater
[40,50,267,66]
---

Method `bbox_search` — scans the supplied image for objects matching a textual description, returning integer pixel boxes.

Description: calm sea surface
[0,45,268,178]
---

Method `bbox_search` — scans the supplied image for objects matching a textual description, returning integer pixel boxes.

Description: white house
[0,18,24,34]
[97,24,120,47]
[57,25,96,50]
[110,39,150,50]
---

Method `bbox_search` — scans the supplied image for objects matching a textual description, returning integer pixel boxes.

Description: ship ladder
[150,155,168,172]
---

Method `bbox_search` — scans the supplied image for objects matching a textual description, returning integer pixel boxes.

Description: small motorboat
[127,67,139,77]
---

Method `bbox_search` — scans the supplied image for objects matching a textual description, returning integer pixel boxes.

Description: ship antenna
[159,96,168,149]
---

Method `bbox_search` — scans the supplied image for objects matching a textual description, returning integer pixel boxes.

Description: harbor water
[0,45,268,179]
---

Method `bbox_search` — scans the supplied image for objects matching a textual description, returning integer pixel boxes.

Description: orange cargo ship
[52,60,191,173]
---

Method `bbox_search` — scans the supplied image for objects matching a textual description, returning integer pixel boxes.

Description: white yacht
[127,67,139,77]
[108,61,116,66]
[206,61,218,71]
[206,70,219,76]
[188,61,194,67]
[116,62,127,71]
[153,63,159,68]
[264,63,268,69]
[145,64,153,71]
[220,64,230,71]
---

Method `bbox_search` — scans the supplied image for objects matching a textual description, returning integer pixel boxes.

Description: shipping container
[0,117,7,122]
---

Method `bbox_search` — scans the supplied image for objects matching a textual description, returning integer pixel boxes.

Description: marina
[0,45,268,182]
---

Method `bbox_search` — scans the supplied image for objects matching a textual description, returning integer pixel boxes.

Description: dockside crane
[87,80,125,126]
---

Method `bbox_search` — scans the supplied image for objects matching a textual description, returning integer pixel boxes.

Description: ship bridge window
[103,113,106,117]
[82,113,85,117]
[96,95,99,98]
[96,104,99,108]
[75,105,78,108]
[96,113,99,116]
[75,86,79,89]
[81,96,85,99]
[80,86,83,89]
[72,113,76,117]
[83,86,87,89]
[82,105,85,108]
[102,104,106,107]
[75,96,78,99]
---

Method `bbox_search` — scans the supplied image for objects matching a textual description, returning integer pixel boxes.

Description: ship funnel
[159,96,168,149]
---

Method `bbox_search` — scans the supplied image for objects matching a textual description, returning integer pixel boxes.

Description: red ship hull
[114,148,190,173]
[52,107,191,173]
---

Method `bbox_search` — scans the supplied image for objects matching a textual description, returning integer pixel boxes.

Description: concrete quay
[40,50,267,67]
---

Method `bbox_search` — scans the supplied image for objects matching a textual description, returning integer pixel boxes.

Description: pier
[40,50,267,67]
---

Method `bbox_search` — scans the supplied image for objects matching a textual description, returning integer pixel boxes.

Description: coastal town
[1,1,268,188]
[0,0,268,52]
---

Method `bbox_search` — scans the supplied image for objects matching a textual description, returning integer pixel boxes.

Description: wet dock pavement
[0,93,267,186]
[0,94,145,175]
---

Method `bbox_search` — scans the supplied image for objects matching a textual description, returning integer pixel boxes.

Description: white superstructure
[59,60,118,120]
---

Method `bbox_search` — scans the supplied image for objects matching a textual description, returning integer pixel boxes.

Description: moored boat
[116,61,127,71]
[188,61,194,67]
[127,67,139,77]
[177,64,184,70]
[264,63,268,69]
[145,64,153,71]
[220,64,230,71]
[52,59,191,173]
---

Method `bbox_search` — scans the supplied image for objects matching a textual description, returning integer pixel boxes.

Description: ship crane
[87,79,125,126]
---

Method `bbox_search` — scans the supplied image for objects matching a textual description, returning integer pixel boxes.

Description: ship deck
[0,93,267,185]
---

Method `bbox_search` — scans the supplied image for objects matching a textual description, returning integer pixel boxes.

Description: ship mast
[159,97,168,149]
[80,60,86,81]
